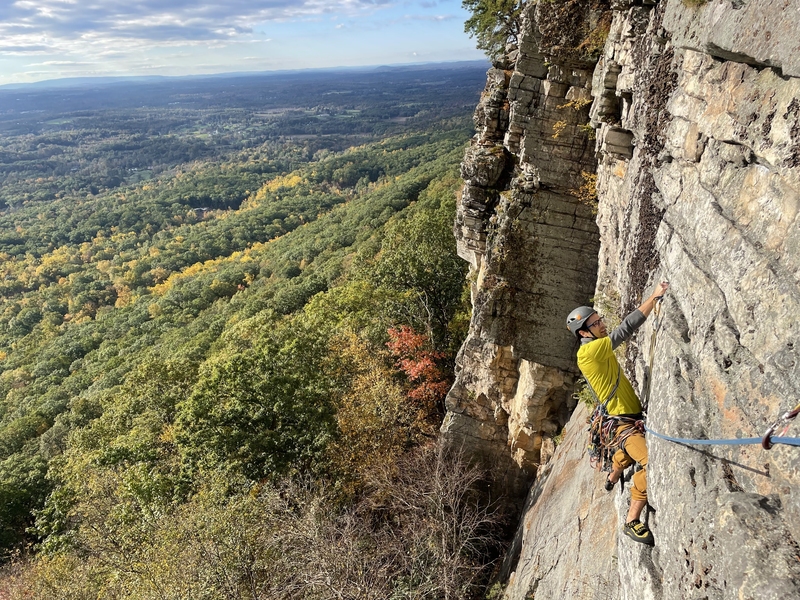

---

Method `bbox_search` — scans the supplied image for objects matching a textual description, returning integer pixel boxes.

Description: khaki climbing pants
[612,429,648,502]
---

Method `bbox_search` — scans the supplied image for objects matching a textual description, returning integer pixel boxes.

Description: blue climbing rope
[640,297,800,450]
[645,426,800,447]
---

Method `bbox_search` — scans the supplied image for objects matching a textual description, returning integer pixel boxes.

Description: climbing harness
[588,408,647,470]
[761,401,800,449]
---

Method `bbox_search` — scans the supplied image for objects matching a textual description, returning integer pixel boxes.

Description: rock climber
[565,281,669,546]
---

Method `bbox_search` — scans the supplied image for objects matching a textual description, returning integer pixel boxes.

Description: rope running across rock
[640,297,800,450]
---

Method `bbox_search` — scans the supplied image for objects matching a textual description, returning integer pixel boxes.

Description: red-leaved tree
[387,326,452,430]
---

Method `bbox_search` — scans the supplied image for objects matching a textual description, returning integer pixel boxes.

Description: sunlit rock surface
[445,1,800,598]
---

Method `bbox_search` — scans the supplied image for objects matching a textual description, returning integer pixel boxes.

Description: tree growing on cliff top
[462,0,524,60]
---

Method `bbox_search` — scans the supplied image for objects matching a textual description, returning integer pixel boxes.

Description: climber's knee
[613,448,633,471]
[622,432,648,467]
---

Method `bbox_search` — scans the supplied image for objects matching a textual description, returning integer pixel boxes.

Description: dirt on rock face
[446,0,800,598]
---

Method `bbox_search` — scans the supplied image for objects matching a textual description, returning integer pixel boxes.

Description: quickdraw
[762,402,800,449]
[587,403,613,471]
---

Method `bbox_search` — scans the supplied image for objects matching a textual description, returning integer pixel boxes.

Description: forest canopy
[0,64,512,598]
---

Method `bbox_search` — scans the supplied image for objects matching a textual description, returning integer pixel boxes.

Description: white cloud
[0,44,51,55]
[0,1,479,84]
[404,13,456,22]
[27,59,93,65]
[0,0,397,53]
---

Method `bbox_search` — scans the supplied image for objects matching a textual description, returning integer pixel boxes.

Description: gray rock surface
[445,0,800,597]
[443,1,602,493]
[663,0,800,78]
[501,402,621,600]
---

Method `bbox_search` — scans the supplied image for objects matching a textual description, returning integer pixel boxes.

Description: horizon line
[0,59,491,92]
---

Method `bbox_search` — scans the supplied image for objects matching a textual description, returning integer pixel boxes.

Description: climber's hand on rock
[639,282,668,317]
[653,281,669,299]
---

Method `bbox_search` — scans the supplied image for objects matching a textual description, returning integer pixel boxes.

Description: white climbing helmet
[566,306,596,338]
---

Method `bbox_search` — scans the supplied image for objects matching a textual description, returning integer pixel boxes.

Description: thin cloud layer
[0,0,393,53]
[0,1,481,85]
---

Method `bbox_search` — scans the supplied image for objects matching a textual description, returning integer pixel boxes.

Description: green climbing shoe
[623,519,654,546]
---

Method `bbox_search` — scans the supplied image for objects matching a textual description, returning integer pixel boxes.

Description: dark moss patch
[620,4,678,380]
[761,110,776,138]
[784,98,800,168]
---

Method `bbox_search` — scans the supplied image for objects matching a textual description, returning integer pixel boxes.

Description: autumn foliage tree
[326,332,414,482]
[369,186,469,353]
[387,325,452,433]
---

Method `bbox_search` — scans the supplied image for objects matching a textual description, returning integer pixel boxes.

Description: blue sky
[0,0,486,85]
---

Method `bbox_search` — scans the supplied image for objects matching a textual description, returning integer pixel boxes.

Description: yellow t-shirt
[577,336,642,415]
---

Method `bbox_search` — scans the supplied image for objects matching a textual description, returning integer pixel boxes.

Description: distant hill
[0,60,489,92]
[0,62,489,129]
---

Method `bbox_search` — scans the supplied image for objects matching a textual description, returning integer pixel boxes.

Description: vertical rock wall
[447,0,800,598]
[444,0,607,494]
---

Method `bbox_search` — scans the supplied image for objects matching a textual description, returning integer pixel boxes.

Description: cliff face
[445,1,605,492]
[444,1,800,598]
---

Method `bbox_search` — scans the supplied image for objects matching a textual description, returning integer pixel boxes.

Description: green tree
[0,449,49,553]
[463,0,525,60]
[175,316,337,481]
[371,200,468,351]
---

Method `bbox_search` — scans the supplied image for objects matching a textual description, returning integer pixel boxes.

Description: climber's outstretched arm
[607,282,669,349]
